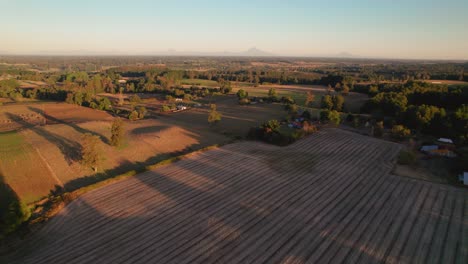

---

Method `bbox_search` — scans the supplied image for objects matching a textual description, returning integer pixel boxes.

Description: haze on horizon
[1,0,468,60]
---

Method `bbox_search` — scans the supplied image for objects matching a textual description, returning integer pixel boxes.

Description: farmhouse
[437,138,456,150]
[176,105,187,111]
[420,139,457,158]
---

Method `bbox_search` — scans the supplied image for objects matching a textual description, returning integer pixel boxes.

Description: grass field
[5,129,467,263]
[181,78,219,87]
[0,131,58,204]
[232,84,368,113]
[166,95,286,137]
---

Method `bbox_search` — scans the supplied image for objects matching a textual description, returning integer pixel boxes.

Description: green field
[232,87,311,106]
[181,78,219,87]
[0,131,58,204]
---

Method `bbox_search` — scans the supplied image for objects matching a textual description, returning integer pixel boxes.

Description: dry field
[0,103,229,202]
[0,103,113,131]
[423,80,468,85]
[4,129,466,263]
[164,95,286,136]
[18,80,48,89]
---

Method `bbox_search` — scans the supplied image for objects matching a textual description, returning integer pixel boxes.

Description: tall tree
[81,134,104,172]
[332,95,345,112]
[110,118,125,147]
[236,89,249,99]
[268,88,277,97]
[305,91,315,106]
[321,95,333,110]
[208,104,222,125]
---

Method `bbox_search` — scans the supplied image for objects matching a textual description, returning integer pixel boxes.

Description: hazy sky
[1,0,468,59]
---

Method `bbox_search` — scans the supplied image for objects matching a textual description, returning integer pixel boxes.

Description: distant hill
[10,47,277,57]
[238,47,274,57]
[154,47,276,57]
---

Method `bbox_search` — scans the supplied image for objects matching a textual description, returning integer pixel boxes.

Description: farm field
[4,129,467,263]
[0,102,231,202]
[181,78,219,87]
[422,79,468,85]
[0,131,59,204]
[232,84,368,113]
[164,95,286,136]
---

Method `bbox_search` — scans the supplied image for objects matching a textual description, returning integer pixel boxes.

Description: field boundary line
[31,146,64,187]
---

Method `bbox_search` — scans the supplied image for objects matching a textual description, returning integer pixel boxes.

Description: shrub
[129,95,141,104]
[183,93,192,101]
[332,95,344,111]
[391,125,411,140]
[285,104,298,115]
[320,110,341,125]
[281,96,295,105]
[236,89,248,99]
[89,101,98,109]
[302,121,318,133]
[261,119,280,132]
[161,105,172,112]
[208,104,221,125]
[128,110,139,121]
[135,106,147,119]
[321,95,333,110]
[268,88,277,98]
[165,95,174,102]
[98,97,112,110]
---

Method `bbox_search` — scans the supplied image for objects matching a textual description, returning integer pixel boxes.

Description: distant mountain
[154,47,275,57]
[1,47,277,57]
[239,47,274,57]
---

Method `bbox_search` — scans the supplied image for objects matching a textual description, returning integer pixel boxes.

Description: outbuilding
[438,138,454,144]
[421,145,438,152]
[459,172,468,186]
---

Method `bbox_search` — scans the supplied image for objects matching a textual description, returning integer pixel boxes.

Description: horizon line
[1,53,467,63]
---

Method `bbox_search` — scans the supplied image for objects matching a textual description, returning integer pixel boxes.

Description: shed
[421,145,438,152]
[459,172,468,186]
[438,138,454,144]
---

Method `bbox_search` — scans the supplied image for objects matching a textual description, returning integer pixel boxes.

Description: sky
[1,0,468,59]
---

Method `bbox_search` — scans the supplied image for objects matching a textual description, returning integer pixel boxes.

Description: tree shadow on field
[3,138,463,263]
[6,145,389,263]
[27,106,110,145]
[0,174,30,258]
[63,122,230,191]
[63,138,208,191]
[130,125,169,135]
[6,113,80,163]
